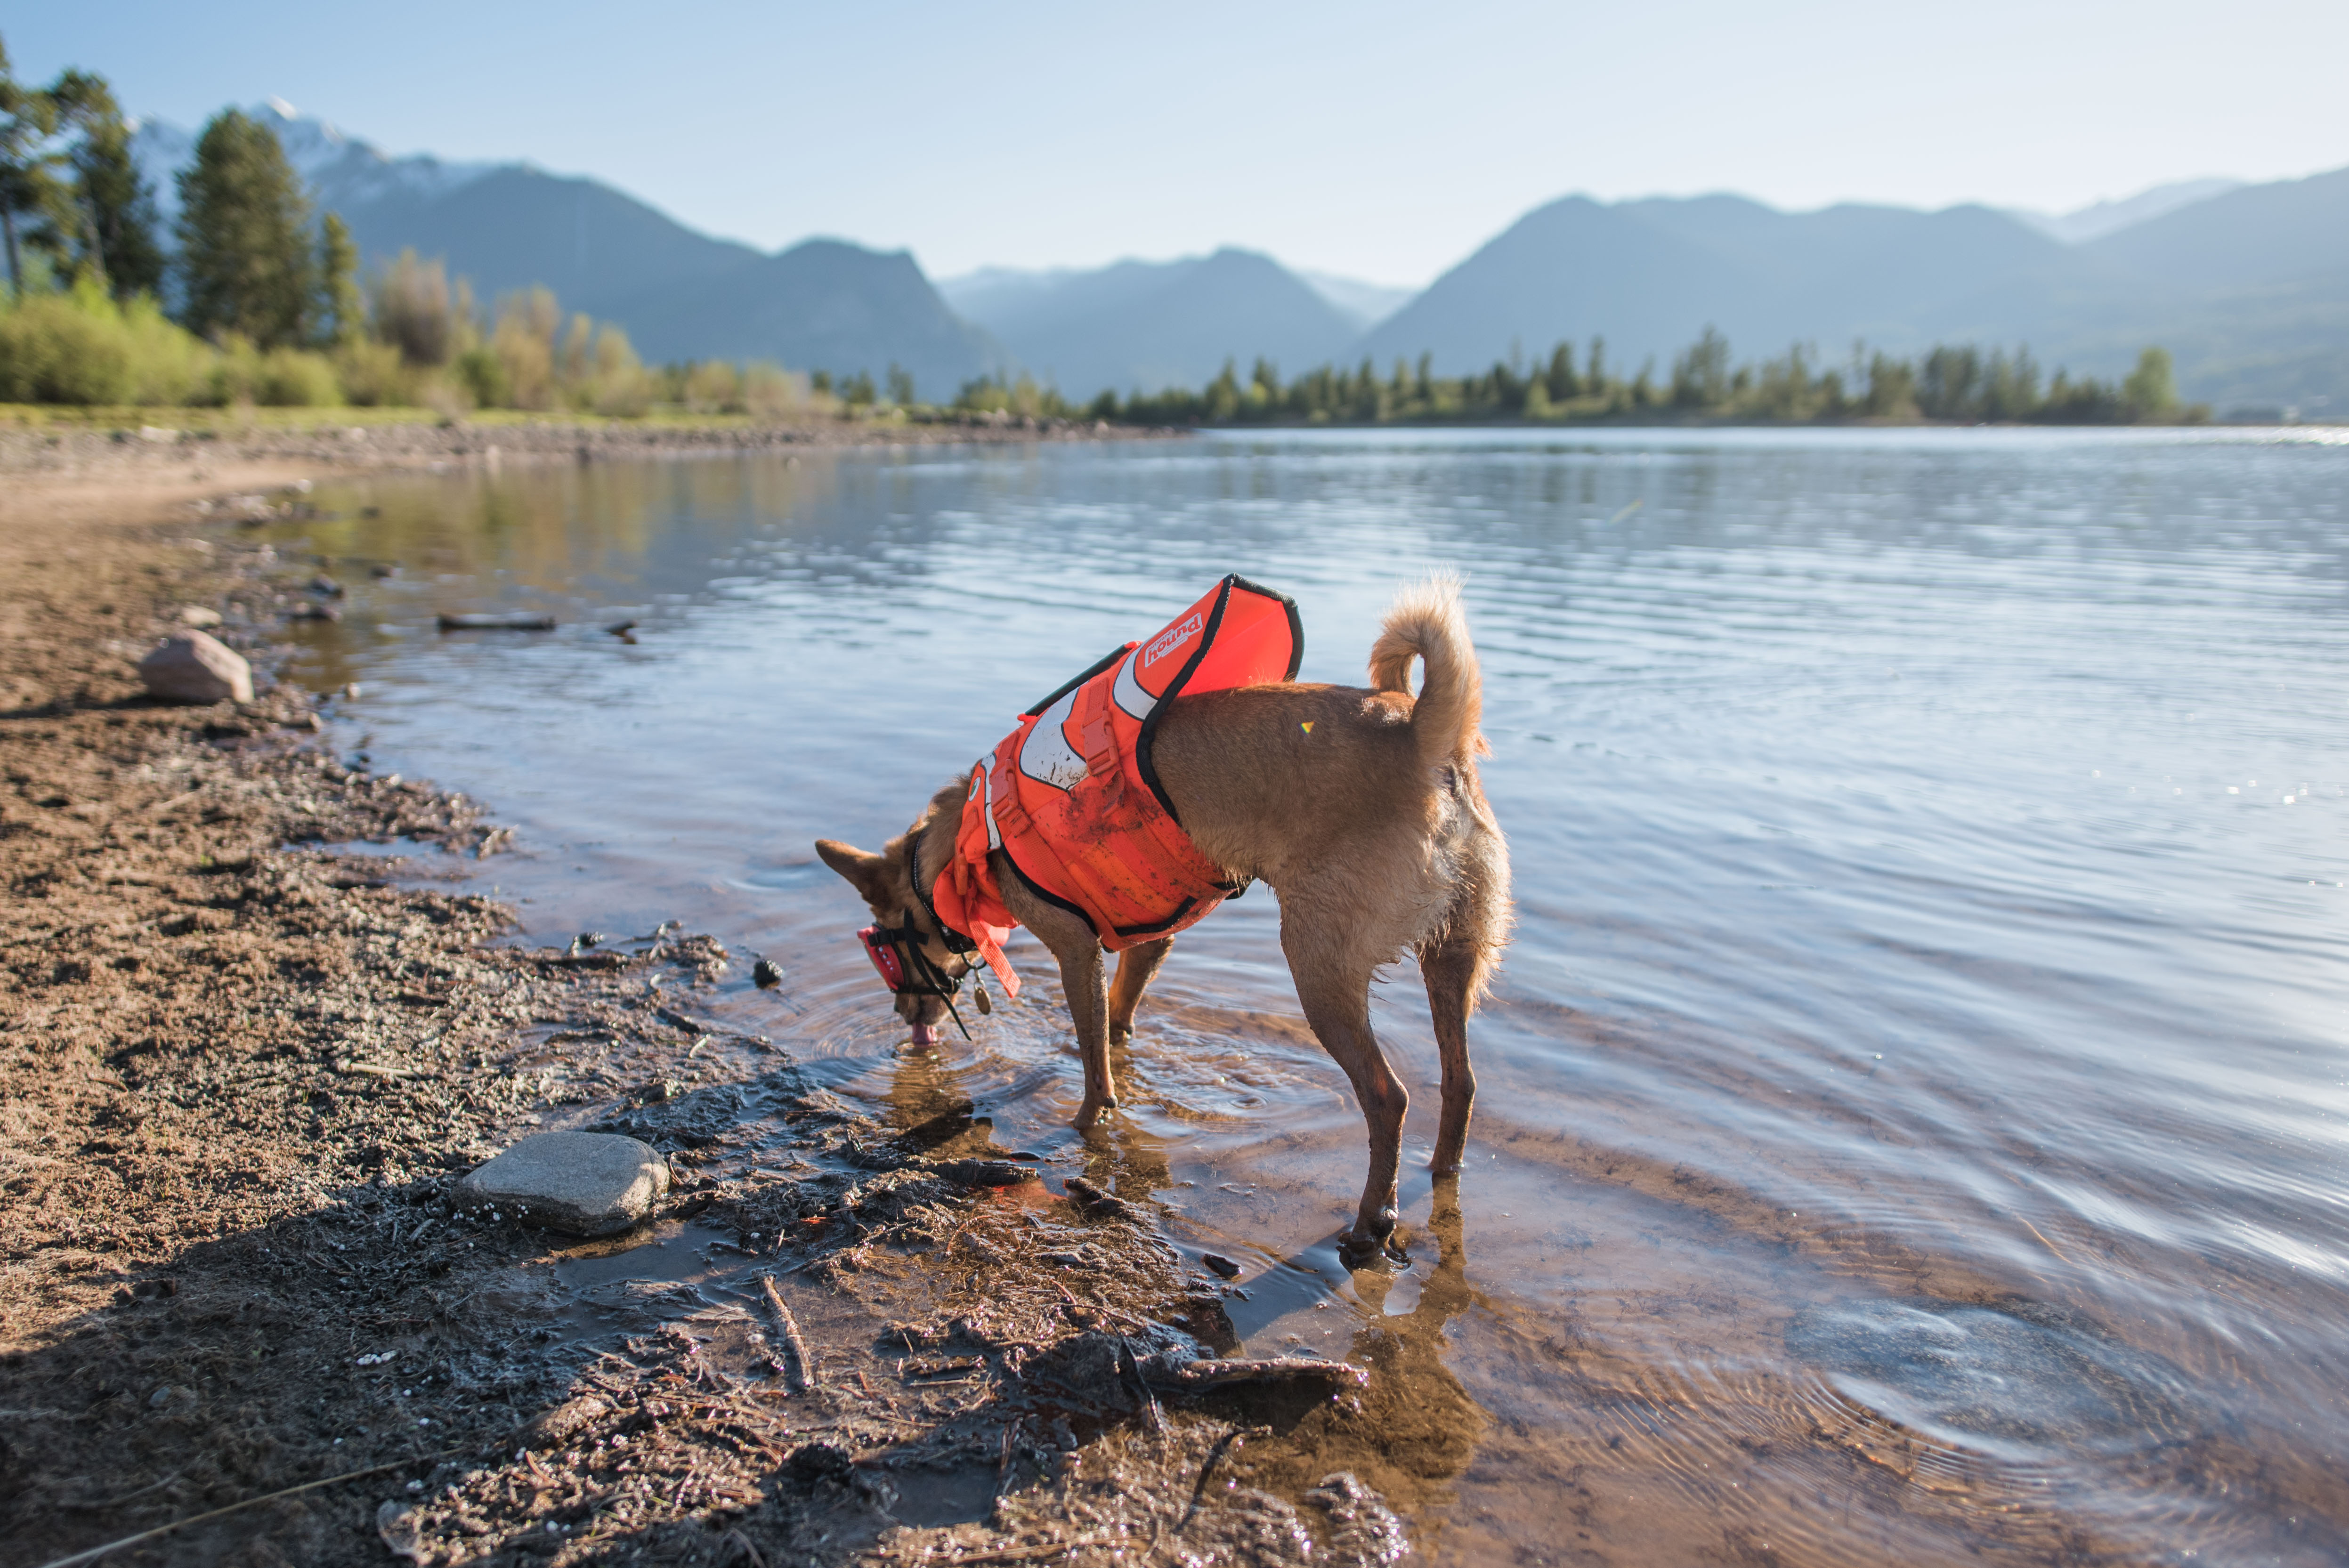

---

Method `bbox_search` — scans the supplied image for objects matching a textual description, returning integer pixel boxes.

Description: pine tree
[60,76,165,299]
[1545,341,1579,402]
[315,211,360,345]
[175,107,315,348]
[0,38,62,299]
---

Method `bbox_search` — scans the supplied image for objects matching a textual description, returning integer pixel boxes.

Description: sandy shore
[0,457,1412,1568]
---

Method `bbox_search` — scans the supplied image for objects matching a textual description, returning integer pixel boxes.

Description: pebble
[177,606,222,628]
[453,1132,670,1237]
[138,630,253,704]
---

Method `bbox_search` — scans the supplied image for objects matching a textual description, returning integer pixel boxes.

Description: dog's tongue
[909,1021,939,1047]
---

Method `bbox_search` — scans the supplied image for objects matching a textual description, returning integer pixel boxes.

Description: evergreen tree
[315,211,361,345]
[59,75,164,299]
[2121,346,2179,420]
[886,363,916,407]
[0,37,62,299]
[1545,341,1579,402]
[175,108,315,348]
[1670,325,1732,408]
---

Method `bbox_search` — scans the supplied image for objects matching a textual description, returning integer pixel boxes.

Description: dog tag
[973,980,992,1015]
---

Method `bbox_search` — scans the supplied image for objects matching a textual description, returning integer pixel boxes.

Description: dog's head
[816,806,965,1046]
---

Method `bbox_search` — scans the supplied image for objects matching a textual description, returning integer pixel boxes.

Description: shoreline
[0,465,1410,1568]
[0,411,1182,488]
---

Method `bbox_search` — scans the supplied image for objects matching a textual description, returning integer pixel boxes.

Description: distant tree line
[1028,330,2197,428]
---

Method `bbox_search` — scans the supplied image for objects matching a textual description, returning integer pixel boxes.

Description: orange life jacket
[932,575,1301,997]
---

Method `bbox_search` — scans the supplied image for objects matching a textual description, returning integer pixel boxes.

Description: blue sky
[10,0,2346,286]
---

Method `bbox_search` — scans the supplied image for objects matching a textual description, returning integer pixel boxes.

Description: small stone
[138,630,253,704]
[309,573,345,598]
[177,606,222,628]
[1201,1252,1241,1279]
[453,1132,669,1237]
[753,957,783,989]
[289,603,340,622]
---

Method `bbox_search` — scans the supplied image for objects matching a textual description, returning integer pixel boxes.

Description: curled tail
[1369,574,1485,769]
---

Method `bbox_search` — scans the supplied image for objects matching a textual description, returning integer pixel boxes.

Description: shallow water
[259,427,2349,1563]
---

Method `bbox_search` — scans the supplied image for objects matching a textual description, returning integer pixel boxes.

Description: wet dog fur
[816,578,1511,1259]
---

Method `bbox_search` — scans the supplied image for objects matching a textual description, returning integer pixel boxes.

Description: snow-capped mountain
[131,99,494,227]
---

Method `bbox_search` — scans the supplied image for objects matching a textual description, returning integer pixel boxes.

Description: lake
[258,425,2349,1564]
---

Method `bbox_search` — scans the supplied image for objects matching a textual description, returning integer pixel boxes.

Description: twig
[58,1470,183,1511]
[2020,1217,2072,1264]
[1178,1426,1256,1534]
[759,1272,815,1393]
[32,1448,462,1568]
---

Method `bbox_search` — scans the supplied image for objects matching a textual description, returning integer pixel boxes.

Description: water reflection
[256,429,2349,1561]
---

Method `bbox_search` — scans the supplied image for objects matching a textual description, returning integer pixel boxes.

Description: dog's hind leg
[1283,926,1409,1259]
[1419,938,1480,1175]
[1107,937,1174,1045]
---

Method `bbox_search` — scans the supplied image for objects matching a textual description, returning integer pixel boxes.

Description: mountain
[131,100,494,230]
[608,240,1000,400]
[1358,193,2087,378]
[1296,271,1417,331]
[2010,179,2244,245]
[133,103,998,390]
[2083,166,2349,293]
[942,249,1362,396]
[1353,175,2349,413]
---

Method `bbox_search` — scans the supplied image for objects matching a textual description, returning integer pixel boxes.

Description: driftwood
[760,1272,816,1393]
[1063,1174,1142,1222]
[1142,1355,1368,1392]
[437,612,555,631]
[926,1158,1039,1188]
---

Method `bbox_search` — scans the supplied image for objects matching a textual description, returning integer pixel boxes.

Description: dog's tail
[1369,574,1485,769]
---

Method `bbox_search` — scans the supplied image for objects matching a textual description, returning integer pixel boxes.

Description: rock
[753,957,783,989]
[454,1132,669,1237]
[309,573,344,597]
[138,630,253,704]
[177,606,222,628]
[1201,1252,1241,1279]
[289,603,340,622]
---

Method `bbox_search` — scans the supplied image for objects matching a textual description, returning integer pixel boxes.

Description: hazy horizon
[11,0,2347,287]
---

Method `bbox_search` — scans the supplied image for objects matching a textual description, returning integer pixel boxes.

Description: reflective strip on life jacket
[938,575,1301,955]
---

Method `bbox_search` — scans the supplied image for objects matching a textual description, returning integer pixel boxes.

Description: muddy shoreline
[0,458,1423,1568]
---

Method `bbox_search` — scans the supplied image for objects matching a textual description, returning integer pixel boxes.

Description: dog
[816,577,1510,1259]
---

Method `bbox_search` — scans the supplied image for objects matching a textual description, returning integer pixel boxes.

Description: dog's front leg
[1059,940,1115,1128]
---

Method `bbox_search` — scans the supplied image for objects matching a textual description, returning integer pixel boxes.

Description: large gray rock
[138,630,252,704]
[454,1132,669,1237]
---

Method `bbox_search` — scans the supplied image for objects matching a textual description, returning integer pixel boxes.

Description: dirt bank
[0,468,1411,1568]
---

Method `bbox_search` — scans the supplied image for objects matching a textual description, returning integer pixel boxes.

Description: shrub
[256,347,342,407]
[742,361,808,421]
[334,336,410,407]
[682,359,741,413]
[0,280,216,404]
[203,334,263,407]
[454,347,509,410]
[373,250,458,366]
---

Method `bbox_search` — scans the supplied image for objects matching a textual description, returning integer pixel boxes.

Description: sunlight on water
[262,426,2349,1563]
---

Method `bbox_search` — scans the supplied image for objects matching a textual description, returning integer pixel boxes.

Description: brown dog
[816,579,1510,1258]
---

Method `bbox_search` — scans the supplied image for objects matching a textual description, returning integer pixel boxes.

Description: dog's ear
[815,839,893,907]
